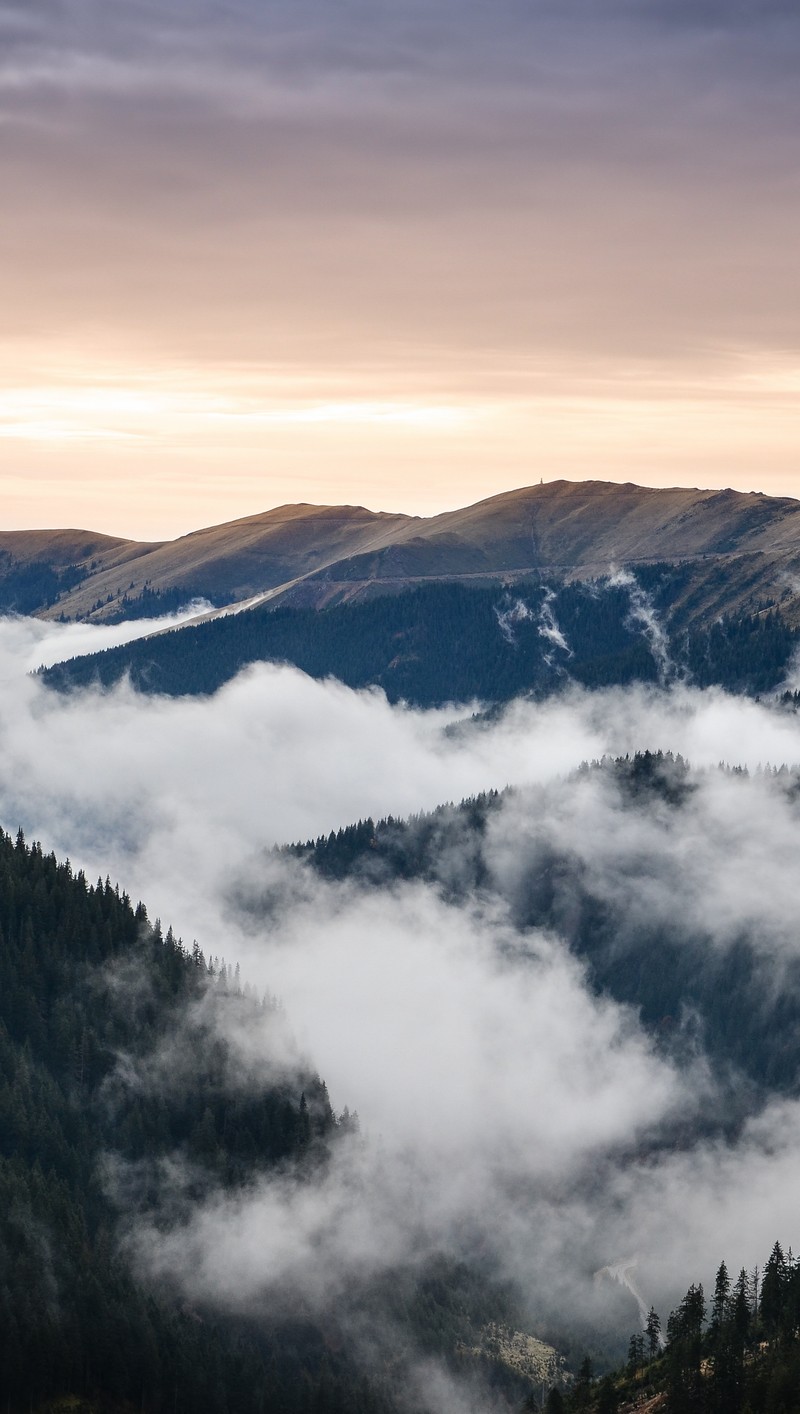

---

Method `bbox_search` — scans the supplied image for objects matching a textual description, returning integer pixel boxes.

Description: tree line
[546,1240,800,1413]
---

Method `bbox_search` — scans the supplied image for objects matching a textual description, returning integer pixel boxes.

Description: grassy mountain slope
[0,530,153,617]
[305,481,800,584]
[294,483,800,628]
[35,505,414,622]
[9,480,800,628]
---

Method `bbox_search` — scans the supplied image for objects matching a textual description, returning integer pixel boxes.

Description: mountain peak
[7,479,800,625]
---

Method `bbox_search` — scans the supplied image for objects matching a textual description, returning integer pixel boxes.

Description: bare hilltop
[5,479,800,627]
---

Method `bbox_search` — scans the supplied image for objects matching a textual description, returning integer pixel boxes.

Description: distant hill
[40,574,797,704]
[0,504,414,621]
[285,752,800,1096]
[9,480,800,628]
[305,480,800,590]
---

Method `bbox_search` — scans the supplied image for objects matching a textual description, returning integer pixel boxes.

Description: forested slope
[285,753,800,1098]
[0,827,393,1414]
[41,576,798,704]
[0,829,560,1413]
[546,1238,800,1413]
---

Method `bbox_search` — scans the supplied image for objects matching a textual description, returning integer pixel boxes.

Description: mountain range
[7,479,800,629]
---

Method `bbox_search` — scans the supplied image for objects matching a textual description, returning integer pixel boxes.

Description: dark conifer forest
[8,743,800,1410]
[40,577,798,705]
[545,1238,800,1413]
[0,828,549,1414]
[0,826,397,1414]
[0,558,86,617]
[286,754,800,1097]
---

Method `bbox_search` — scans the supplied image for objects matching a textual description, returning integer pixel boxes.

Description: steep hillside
[0,827,367,1414]
[41,574,798,705]
[0,529,153,616]
[0,827,550,1413]
[273,483,800,627]
[548,1236,800,1414]
[10,480,800,627]
[285,753,800,1097]
[38,504,415,622]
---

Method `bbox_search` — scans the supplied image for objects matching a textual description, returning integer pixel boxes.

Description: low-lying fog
[3,610,800,1402]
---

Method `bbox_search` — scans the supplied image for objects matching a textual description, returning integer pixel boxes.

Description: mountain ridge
[6,479,800,626]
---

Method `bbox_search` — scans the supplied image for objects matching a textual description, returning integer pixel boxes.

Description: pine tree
[710,1261,730,1336]
[665,1284,705,1413]
[597,1375,619,1414]
[627,1332,645,1372]
[645,1306,662,1360]
[760,1241,789,1337]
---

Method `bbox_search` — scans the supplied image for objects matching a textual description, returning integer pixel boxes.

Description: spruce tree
[646,1307,662,1360]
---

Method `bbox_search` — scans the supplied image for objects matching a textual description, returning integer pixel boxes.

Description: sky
[2,0,800,538]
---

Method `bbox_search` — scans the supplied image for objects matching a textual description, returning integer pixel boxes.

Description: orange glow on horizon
[2,346,800,540]
[3,4,800,538]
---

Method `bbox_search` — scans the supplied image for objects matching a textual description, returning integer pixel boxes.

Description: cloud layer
[4,613,800,1383]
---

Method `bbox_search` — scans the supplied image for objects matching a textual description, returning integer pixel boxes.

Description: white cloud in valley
[2,611,800,1368]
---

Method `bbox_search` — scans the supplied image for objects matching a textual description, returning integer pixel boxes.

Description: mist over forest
[6,596,800,1412]
[39,571,800,704]
[7,0,800,1399]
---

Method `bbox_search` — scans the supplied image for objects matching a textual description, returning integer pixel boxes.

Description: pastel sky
[2,0,800,538]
